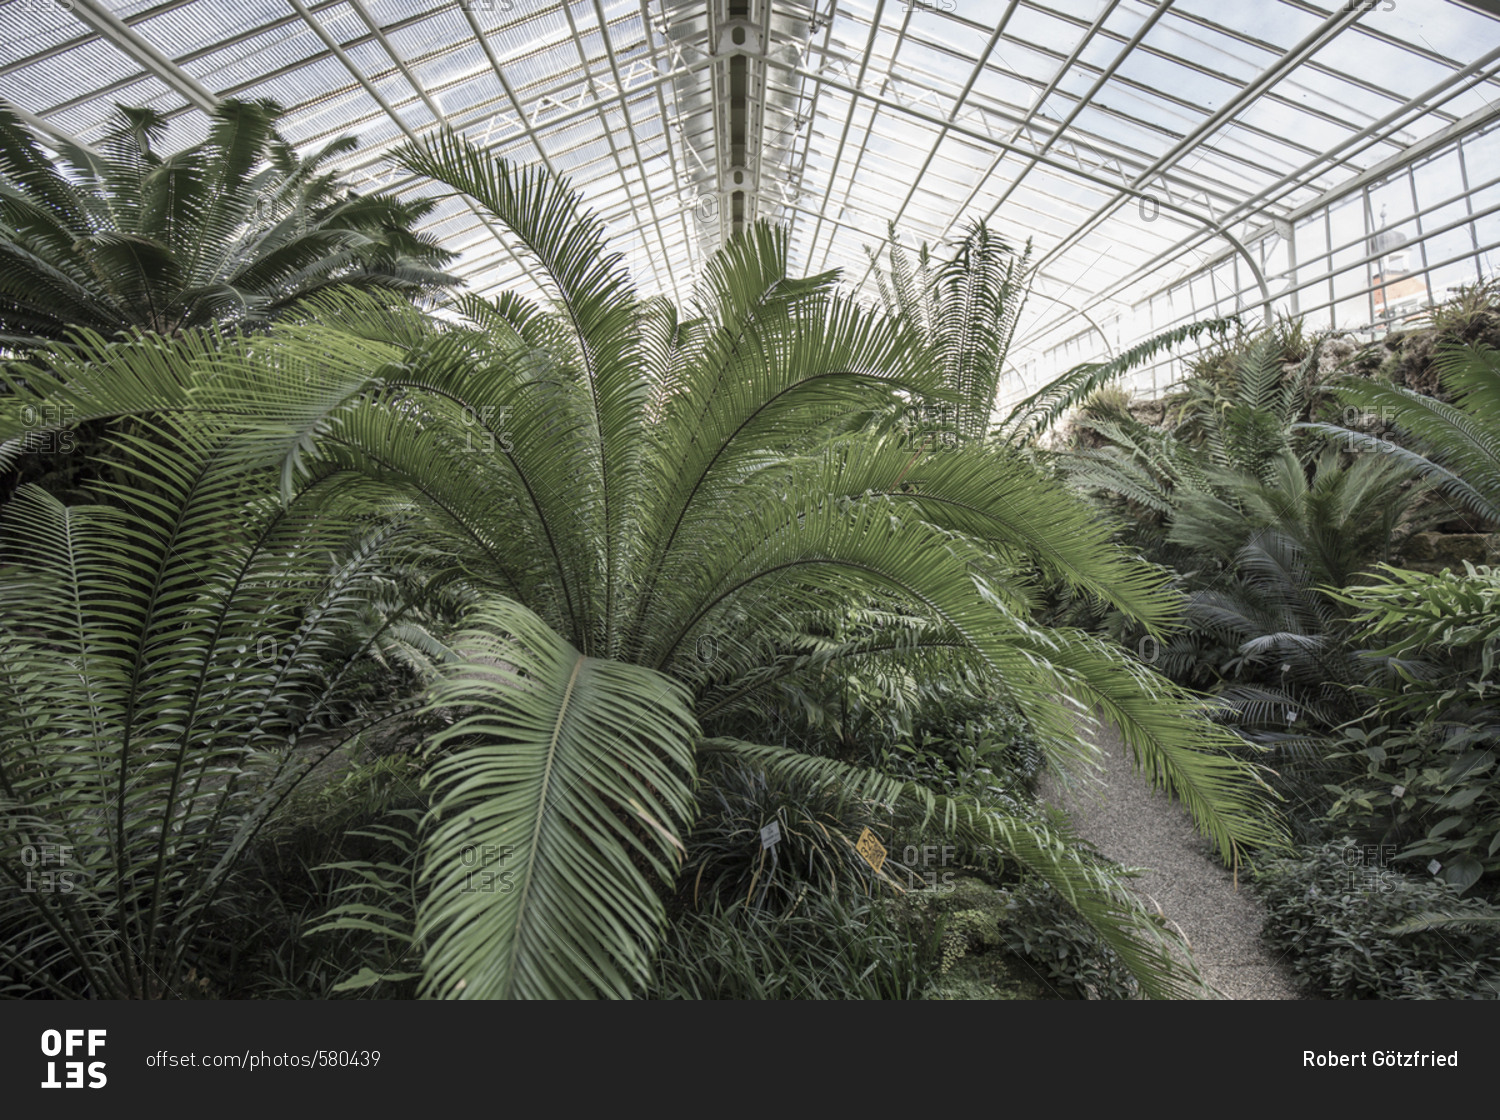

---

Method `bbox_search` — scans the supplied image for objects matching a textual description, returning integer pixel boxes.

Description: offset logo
[40,1029,106,1089]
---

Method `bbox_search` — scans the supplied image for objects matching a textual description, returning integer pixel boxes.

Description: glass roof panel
[0,0,1496,389]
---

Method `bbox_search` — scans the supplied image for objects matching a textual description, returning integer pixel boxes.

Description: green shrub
[1322,563,1500,893]
[1257,839,1500,999]
[891,873,1009,973]
[997,879,1143,1000]
[208,805,424,999]
[647,891,943,1000]
[884,693,1045,803]
[680,757,901,912]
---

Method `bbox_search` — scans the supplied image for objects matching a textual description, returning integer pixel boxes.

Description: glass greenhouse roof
[3,0,1499,398]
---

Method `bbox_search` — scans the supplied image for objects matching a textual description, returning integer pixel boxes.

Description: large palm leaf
[1301,340,1500,524]
[418,599,698,999]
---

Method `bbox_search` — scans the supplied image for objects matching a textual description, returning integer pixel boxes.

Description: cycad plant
[1065,336,1328,570]
[0,98,454,347]
[1,133,1284,998]
[868,219,1034,441]
[0,405,439,997]
[1063,335,1421,823]
[867,218,1235,449]
[1303,340,1500,526]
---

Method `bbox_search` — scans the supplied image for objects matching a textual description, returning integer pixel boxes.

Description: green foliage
[700,739,1221,998]
[1065,337,1365,573]
[1320,563,1500,892]
[0,418,430,998]
[415,598,699,1000]
[1415,277,1500,338]
[239,807,425,999]
[1064,332,1424,831]
[1178,313,1317,407]
[1305,341,1500,525]
[681,756,899,912]
[1175,442,1419,720]
[924,952,1058,999]
[0,98,453,347]
[1081,383,1133,421]
[1257,839,1500,998]
[647,892,943,1000]
[996,878,1146,1000]
[882,695,1044,810]
[869,218,1035,441]
[1000,317,1238,447]
[0,132,1284,997]
[892,873,1009,975]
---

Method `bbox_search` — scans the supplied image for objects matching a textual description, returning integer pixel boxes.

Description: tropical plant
[998,877,1145,1000]
[1257,838,1500,998]
[868,217,1242,450]
[0,133,1285,998]
[998,317,1239,449]
[0,97,454,348]
[230,802,425,999]
[1064,336,1330,567]
[679,753,903,913]
[1169,446,1418,704]
[647,891,943,1000]
[1414,276,1500,338]
[1174,313,1316,415]
[1320,562,1500,893]
[1060,336,1426,832]
[1303,340,1500,526]
[0,406,438,998]
[1066,335,1420,617]
[868,219,1035,442]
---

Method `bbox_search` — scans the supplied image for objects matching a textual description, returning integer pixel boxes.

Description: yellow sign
[855,827,887,874]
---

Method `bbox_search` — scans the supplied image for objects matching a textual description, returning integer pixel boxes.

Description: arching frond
[417,598,698,999]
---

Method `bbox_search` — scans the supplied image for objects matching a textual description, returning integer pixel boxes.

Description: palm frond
[416,598,699,999]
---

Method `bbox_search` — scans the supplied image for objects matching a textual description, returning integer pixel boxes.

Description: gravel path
[1040,716,1304,1000]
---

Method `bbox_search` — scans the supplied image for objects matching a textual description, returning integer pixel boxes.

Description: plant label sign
[759,821,781,848]
[855,827,887,873]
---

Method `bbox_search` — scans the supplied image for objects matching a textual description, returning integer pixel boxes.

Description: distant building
[1370,227,1427,327]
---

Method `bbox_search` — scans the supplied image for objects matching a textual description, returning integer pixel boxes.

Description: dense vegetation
[1058,298,1500,995]
[2,97,1497,999]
